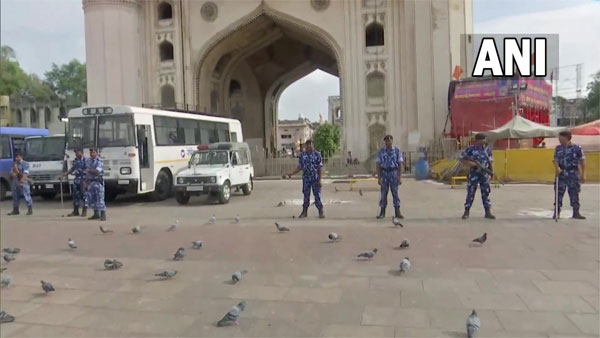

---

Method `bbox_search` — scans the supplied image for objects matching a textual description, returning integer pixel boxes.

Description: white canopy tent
[471,115,566,140]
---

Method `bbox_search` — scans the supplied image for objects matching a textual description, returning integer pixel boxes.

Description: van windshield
[190,151,229,166]
[23,136,65,161]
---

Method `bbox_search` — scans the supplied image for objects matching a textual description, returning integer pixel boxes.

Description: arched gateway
[83,0,473,159]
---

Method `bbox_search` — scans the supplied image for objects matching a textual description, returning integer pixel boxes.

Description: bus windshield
[23,137,65,161]
[98,115,135,147]
[190,151,229,166]
[68,117,96,149]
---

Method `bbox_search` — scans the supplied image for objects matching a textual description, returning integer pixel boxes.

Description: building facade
[276,118,314,154]
[83,0,473,160]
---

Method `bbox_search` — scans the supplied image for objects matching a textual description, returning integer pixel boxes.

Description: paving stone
[459,293,528,310]
[534,280,598,295]
[321,324,394,337]
[427,309,503,332]
[227,285,289,301]
[495,310,581,335]
[489,269,550,281]
[566,313,600,336]
[341,289,401,307]
[370,277,424,291]
[519,293,597,313]
[0,323,28,337]
[17,304,91,326]
[362,306,428,327]
[400,291,463,309]
[423,278,481,293]
[541,270,600,287]
[283,287,343,303]
[476,277,542,294]
[580,294,599,311]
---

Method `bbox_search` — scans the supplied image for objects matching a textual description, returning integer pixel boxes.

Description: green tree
[44,59,87,102]
[312,123,341,159]
[0,45,28,96]
[583,71,600,122]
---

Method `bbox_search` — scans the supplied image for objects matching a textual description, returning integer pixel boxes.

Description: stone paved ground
[0,179,598,337]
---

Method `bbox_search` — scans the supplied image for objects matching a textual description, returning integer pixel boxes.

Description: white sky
[1,0,598,121]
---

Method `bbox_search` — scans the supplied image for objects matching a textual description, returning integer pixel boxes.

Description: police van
[173,142,253,204]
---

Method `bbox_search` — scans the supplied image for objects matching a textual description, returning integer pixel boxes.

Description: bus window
[11,137,24,155]
[178,118,197,144]
[0,135,11,158]
[68,117,96,149]
[216,122,230,142]
[154,116,181,145]
[98,115,135,147]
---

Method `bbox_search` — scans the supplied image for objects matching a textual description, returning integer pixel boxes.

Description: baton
[60,176,65,217]
[554,175,559,222]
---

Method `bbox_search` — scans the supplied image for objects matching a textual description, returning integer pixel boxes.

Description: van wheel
[242,176,253,195]
[175,191,190,205]
[41,192,57,200]
[218,181,231,204]
[151,170,171,201]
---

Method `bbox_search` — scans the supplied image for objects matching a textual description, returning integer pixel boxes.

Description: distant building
[0,96,9,127]
[8,96,83,135]
[277,118,314,155]
[328,96,342,126]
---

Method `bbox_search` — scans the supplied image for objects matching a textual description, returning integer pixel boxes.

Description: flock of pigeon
[0,211,488,335]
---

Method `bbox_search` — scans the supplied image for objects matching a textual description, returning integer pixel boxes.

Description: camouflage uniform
[298,150,323,211]
[460,145,493,211]
[376,146,403,209]
[71,157,88,209]
[85,156,106,212]
[553,143,585,213]
[11,160,33,210]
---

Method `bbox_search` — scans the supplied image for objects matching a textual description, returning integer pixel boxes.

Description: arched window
[159,41,174,62]
[44,107,52,123]
[16,109,22,124]
[366,22,384,47]
[367,71,385,99]
[30,108,38,126]
[229,80,242,96]
[158,2,172,20]
[161,85,175,108]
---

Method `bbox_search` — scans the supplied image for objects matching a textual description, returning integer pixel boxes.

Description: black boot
[100,211,106,221]
[462,209,470,219]
[81,207,87,217]
[26,206,33,215]
[88,210,100,220]
[7,208,19,216]
[298,207,308,218]
[484,208,496,219]
[394,207,403,219]
[318,209,325,219]
[573,208,586,220]
[376,207,386,219]
[67,207,79,217]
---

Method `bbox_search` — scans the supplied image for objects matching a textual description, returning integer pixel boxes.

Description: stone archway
[194,4,343,153]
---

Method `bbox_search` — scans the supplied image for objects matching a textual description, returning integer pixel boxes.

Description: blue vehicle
[0,127,50,199]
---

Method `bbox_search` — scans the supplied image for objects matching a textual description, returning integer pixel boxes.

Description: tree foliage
[312,123,341,159]
[0,45,28,96]
[44,59,87,102]
[583,71,600,122]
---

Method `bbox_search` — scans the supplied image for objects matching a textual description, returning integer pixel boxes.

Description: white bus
[66,106,243,201]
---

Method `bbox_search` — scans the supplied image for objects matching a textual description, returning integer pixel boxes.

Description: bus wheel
[175,191,190,205]
[151,170,171,201]
[41,192,57,200]
[218,181,231,204]
[242,176,253,195]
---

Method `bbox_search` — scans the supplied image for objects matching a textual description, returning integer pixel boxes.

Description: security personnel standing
[287,140,325,219]
[460,133,495,219]
[553,130,586,219]
[7,152,33,215]
[85,148,107,221]
[64,148,88,217]
[376,135,404,219]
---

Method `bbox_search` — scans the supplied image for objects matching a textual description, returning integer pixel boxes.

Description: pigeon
[357,248,378,260]
[234,215,241,223]
[399,239,410,249]
[0,267,6,272]
[173,247,186,261]
[99,226,113,234]
[275,222,290,232]
[132,225,141,233]
[155,269,178,279]
[41,280,55,293]
[328,233,342,242]
[276,201,285,207]
[334,186,339,192]
[104,259,123,270]
[399,257,411,274]
[209,215,216,224]
[472,233,487,245]
[2,248,20,254]
[0,275,12,287]
[392,217,404,227]
[0,310,15,324]
[168,220,179,231]
[466,309,481,338]
[3,254,15,263]
[217,301,246,327]
[67,238,77,249]
[192,241,204,249]
[231,270,248,284]
[359,189,363,196]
